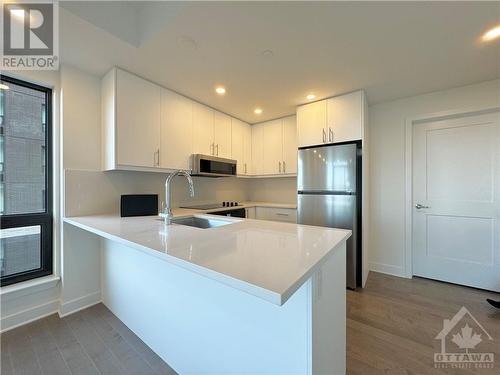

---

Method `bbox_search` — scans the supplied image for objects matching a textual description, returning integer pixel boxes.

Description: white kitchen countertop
[63,210,350,306]
[170,201,297,218]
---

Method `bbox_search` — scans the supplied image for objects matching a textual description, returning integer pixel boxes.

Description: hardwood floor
[1,272,499,374]
[0,304,177,375]
[347,272,500,375]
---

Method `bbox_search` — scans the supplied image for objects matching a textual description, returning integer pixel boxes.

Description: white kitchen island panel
[101,237,346,375]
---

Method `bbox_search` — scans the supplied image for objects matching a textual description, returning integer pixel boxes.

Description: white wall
[369,79,500,277]
[247,177,297,204]
[61,65,101,170]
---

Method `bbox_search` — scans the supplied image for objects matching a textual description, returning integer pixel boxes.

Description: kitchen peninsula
[63,212,350,374]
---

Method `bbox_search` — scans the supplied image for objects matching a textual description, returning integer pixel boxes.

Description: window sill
[0,275,60,301]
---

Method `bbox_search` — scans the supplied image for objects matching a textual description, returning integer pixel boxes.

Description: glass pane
[0,225,41,277]
[0,81,47,215]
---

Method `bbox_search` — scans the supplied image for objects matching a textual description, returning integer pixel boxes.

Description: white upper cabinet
[160,89,193,171]
[326,91,363,143]
[111,69,161,169]
[214,111,232,158]
[297,100,327,148]
[243,122,252,175]
[251,123,264,175]
[263,119,283,175]
[192,103,214,156]
[297,91,364,148]
[253,116,298,176]
[231,118,252,175]
[282,115,297,174]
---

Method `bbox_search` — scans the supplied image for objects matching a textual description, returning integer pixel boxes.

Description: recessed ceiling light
[254,108,263,115]
[0,84,9,90]
[215,86,226,95]
[482,25,500,42]
[177,35,198,51]
[260,50,274,59]
[306,94,316,100]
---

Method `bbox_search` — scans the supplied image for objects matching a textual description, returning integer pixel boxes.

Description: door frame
[403,105,500,278]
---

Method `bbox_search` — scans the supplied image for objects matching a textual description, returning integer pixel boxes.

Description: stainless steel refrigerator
[297,142,361,289]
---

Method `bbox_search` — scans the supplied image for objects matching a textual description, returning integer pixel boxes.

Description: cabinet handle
[276,213,289,216]
[329,127,334,142]
[279,161,282,173]
[216,144,219,156]
[322,128,326,143]
[154,149,160,166]
[283,161,286,173]
[244,163,247,174]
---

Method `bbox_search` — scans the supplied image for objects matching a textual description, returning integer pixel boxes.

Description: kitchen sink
[170,216,235,229]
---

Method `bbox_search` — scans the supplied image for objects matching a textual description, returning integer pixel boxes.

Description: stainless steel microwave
[191,154,237,177]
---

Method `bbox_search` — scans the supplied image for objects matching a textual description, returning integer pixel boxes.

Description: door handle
[415,204,430,209]
[279,161,282,173]
[322,128,326,143]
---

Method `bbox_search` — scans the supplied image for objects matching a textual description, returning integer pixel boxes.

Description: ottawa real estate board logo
[434,306,495,370]
[1,1,59,70]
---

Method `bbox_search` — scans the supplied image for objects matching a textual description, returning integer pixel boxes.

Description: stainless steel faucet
[160,170,195,224]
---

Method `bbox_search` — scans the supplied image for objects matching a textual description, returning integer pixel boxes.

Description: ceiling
[59,1,500,123]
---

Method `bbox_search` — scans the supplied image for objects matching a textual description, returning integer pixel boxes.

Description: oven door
[192,154,237,177]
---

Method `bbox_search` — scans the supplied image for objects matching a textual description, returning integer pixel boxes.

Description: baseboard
[59,291,101,317]
[369,262,407,278]
[1,299,59,333]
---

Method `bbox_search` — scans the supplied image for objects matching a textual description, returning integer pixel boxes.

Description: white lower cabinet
[245,207,256,219]
[255,207,297,223]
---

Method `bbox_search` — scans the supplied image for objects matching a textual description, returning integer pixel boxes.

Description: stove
[180,202,241,210]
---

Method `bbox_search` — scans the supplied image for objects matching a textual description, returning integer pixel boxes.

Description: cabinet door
[243,122,252,175]
[327,91,362,143]
[193,103,214,156]
[255,207,297,223]
[282,115,297,174]
[231,118,245,174]
[262,119,283,175]
[116,69,161,167]
[251,123,264,175]
[214,111,232,158]
[297,100,327,148]
[160,89,193,170]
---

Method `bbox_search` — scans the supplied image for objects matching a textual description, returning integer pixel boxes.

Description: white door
[116,69,161,168]
[263,119,283,175]
[282,115,297,174]
[297,100,327,148]
[214,111,232,158]
[193,103,214,156]
[160,89,193,170]
[412,112,500,292]
[327,91,362,143]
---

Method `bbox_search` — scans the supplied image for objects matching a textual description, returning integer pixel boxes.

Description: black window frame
[0,74,53,286]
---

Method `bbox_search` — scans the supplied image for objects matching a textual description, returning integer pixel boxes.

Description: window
[0,75,52,286]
